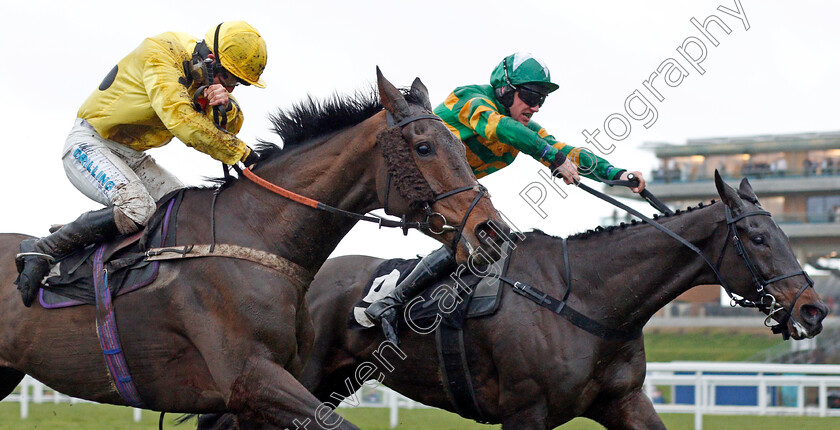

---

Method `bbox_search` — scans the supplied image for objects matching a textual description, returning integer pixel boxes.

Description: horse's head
[714,171,828,339]
[375,68,507,265]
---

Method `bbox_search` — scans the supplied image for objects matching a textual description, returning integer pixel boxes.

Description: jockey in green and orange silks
[365,52,648,346]
[434,52,632,182]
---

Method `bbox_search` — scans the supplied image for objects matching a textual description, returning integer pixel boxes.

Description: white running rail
[644,362,840,430]
[5,363,840,429]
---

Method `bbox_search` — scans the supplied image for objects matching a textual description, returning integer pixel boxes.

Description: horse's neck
[561,204,729,331]
[219,117,384,273]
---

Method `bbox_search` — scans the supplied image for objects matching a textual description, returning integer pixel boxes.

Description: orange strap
[241,167,320,209]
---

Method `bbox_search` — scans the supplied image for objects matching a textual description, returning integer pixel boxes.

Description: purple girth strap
[93,244,144,407]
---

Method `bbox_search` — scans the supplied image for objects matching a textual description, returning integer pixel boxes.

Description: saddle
[348,243,511,331]
[38,190,185,308]
[349,243,514,423]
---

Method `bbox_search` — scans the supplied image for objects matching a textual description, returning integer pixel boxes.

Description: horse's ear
[376,66,410,122]
[714,170,745,212]
[410,77,433,111]
[737,177,759,204]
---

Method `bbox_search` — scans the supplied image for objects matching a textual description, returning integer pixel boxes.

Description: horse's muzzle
[795,302,829,338]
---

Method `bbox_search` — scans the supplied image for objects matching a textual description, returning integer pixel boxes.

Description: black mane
[264,89,382,150]
[567,200,717,241]
[201,87,425,187]
[254,87,427,164]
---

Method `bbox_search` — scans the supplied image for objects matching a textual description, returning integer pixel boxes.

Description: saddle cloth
[348,242,513,331]
[38,189,185,308]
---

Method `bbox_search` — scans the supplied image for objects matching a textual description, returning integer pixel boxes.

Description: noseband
[383,111,490,250]
[715,206,814,339]
[577,182,815,340]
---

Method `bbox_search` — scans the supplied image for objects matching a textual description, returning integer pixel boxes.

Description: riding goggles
[517,85,548,107]
[217,66,250,87]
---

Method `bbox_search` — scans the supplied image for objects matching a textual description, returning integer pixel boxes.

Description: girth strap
[93,244,144,407]
[435,324,490,423]
[145,244,314,289]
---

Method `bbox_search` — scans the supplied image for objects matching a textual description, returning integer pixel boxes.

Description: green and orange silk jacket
[434,84,625,180]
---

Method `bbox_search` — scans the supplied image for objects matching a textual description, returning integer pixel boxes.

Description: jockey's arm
[537,127,647,193]
[142,52,248,165]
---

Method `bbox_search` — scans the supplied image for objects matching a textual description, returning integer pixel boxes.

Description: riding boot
[365,246,456,345]
[14,207,121,307]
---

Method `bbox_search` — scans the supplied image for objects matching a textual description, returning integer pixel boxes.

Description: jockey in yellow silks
[15,21,267,307]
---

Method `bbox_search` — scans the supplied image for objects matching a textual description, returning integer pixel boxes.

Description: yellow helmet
[206,21,267,88]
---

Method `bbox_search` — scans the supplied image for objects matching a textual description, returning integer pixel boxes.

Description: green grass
[2,403,839,429]
[0,328,817,428]
[337,408,840,429]
[643,327,785,362]
[0,402,167,429]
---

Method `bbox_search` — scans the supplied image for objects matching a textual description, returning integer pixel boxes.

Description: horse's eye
[752,235,765,245]
[415,142,434,156]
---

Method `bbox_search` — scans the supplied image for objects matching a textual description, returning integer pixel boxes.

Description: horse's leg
[500,401,549,430]
[0,367,24,399]
[586,390,666,430]
[292,299,314,378]
[226,357,358,430]
[193,363,357,430]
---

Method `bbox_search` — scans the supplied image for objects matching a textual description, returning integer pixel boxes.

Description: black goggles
[217,65,250,87]
[517,86,547,107]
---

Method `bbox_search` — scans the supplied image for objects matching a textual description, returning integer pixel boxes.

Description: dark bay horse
[0,70,506,429]
[295,174,828,429]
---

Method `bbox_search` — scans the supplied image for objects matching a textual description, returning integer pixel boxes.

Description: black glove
[548,152,568,178]
[241,146,261,166]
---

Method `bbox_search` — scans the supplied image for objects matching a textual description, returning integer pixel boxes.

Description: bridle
[383,111,490,250]
[231,110,488,251]
[576,181,814,340]
[715,206,814,339]
[506,178,815,341]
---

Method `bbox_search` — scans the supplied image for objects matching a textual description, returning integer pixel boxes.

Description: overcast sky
[2,0,838,260]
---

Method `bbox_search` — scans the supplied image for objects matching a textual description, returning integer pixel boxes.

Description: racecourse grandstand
[606,131,840,321]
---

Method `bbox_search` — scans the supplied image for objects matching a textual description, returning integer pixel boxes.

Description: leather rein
[504,176,812,341]
[238,111,487,250]
[146,111,487,290]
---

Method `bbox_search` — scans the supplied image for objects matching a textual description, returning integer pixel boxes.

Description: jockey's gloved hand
[549,154,580,185]
[240,146,261,167]
[548,152,566,176]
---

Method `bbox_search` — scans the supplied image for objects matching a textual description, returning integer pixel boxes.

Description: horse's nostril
[475,222,494,240]
[802,304,828,324]
[484,226,498,240]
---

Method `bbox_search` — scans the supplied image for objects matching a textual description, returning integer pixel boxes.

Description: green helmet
[490,52,558,93]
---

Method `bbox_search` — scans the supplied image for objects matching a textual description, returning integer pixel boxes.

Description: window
[807,195,840,223]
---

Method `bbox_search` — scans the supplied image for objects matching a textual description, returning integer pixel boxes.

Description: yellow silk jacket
[77,32,247,165]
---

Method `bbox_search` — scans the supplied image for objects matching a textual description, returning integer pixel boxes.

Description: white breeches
[61,118,184,234]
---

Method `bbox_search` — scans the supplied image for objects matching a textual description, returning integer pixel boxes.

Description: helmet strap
[207,23,223,79]
[213,23,222,64]
[503,57,517,90]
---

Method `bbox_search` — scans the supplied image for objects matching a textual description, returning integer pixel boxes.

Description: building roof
[645,131,840,157]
